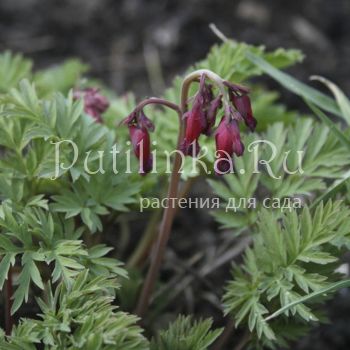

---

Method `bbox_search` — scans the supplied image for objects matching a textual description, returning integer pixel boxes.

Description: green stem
[181,69,230,107]
[126,208,162,269]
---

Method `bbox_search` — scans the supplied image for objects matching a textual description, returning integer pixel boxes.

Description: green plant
[151,316,222,350]
[0,32,349,350]
[223,201,350,346]
[0,271,149,350]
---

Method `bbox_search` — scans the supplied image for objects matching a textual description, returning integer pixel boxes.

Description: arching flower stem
[135,98,184,317]
[135,69,227,317]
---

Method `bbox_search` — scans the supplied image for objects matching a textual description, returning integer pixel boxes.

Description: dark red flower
[215,115,244,175]
[182,74,223,155]
[202,94,222,135]
[74,88,109,123]
[129,125,153,174]
[200,76,214,108]
[224,81,250,95]
[224,80,256,132]
[123,107,155,174]
[231,94,257,132]
[123,111,138,126]
[181,98,206,156]
[139,110,155,131]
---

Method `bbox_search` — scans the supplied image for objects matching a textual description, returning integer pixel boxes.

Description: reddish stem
[135,98,184,317]
[132,97,182,116]
[212,318,235,350]
[135,70,226,317]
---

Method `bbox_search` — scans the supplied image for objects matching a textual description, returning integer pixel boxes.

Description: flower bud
[139,111,155,132]
[182,98,206,156]
[74,88,109,123]
[215,116,244,175]
[129,125,152,174]
[203,94,222,135]
[231,94,257,132]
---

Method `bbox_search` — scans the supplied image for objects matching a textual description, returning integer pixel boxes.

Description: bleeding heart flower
[182,74,223,155]
[231,94,257,132]
[139,111,155,131]
[129,125,153,175]
[123,107,155,174]
[74,88,109,123]
[181,98,206,156]
[123,73,256,177]
[215,115,244,175]
[203,94,222,135]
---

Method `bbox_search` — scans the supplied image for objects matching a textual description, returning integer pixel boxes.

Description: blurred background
[0,0,349,98]
[1,1,350,348]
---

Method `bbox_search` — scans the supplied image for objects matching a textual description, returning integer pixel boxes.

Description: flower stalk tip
[123,70,257,175]
[180,71,256,174]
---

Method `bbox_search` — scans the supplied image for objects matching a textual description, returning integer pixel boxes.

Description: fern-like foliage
[51,171,141,233]
[194,42,303,83]
[34,59,89,97]
[0,51,32,93]
[250,89,302,131]
[0,80,142,233]
[0,39,347,350]
[0,202,125,313]
[208,118,349,230]
[0,51,90,97]
[0,76,142,313]
[0,271,148,350]
[223,201,350,347]
[262,119,348,197]
[151,315,222,350]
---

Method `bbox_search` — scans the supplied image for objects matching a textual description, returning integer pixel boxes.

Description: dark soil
[1,0,350,98]
[1,1,350,349]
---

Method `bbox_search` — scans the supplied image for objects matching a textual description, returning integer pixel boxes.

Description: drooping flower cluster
[73,88,109,123]
[123,72,256,175]
[181,75,222,156]
[183,74,257,174]
[123,110,154,175]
